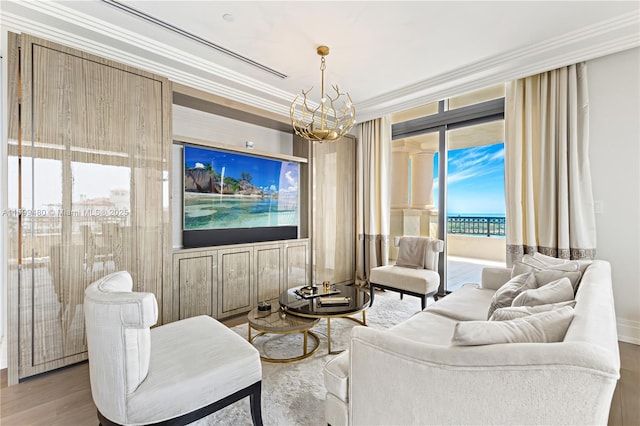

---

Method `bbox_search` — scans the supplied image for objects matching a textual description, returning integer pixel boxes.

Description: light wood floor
[1,340,638,425]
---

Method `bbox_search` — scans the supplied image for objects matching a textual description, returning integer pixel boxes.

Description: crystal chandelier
[290,45,355,142]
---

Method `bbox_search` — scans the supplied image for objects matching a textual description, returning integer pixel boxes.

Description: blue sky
[433,143,505,215]
[185,146,298,193]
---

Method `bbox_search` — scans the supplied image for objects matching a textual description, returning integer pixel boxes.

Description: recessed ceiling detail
[100,0,287,79]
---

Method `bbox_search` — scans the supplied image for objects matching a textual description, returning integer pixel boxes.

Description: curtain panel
[505,62,596,265]
[355,117,391,284]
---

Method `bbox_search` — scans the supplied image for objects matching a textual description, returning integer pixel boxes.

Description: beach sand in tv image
[183,145,299,230]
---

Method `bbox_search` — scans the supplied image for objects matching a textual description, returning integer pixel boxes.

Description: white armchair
[84,271,263,426]
[369,236,444,310]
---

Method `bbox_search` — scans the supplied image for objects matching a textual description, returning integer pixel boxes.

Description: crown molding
[357,10,640,122]
[4,0,296,101]
[2,1,638,125]
[0,1,296,117]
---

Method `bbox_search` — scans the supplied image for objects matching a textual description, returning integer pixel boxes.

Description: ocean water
[184,192,297,230]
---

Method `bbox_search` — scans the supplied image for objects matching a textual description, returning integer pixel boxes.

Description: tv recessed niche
[182,144,300,248]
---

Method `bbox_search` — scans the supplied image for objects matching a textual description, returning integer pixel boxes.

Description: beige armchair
[84,271,263,426]
[369,236,444,310]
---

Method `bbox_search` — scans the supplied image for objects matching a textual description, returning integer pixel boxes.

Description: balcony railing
[448,215,505,237]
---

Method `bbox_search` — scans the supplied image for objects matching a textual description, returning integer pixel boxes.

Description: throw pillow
[512,277,574,307]
[511,256,581,277]
[489,300,576,321]
[395,237,428,269]
[531,252,593,274]
[486,272,536,319]
[532,252,566,266]
[533,270,582,292]
[451,306,575,346]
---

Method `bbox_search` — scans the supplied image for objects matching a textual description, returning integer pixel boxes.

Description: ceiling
[2,1,639,124]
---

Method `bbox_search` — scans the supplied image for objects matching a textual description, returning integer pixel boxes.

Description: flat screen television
[182,144,300,248]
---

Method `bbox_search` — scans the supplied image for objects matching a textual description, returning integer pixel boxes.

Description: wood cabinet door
[255,244,282,303]
[217,247,253,318]
[173,251,217,320]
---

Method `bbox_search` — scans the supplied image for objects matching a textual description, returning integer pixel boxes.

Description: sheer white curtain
[355,117,391,284]
[505,62,596,265]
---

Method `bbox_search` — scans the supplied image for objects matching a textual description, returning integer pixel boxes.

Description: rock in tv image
[183,145,299,231]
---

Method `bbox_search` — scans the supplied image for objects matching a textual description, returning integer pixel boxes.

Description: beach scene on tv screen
[183,146,299,230]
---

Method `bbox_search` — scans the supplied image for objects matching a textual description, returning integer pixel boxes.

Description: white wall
[588,47,640,344]
[173,105,292,156]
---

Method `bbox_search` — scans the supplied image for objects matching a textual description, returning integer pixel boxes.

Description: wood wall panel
[284,241,310,289]
[312,136,356,284]
[7,33,171,384]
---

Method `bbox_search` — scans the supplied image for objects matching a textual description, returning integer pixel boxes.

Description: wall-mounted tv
[182,144,300,248]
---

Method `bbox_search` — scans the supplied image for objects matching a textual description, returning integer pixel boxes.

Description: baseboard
[1,368,7,388]
[617,318,640,345]
[0,336,6,370]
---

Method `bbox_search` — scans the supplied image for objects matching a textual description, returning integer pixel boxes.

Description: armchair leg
[97,381,264,426]
[369,284,376,306]
[250,381,263,426]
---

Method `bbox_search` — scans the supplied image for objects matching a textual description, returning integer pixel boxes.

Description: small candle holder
[258,301,271,311]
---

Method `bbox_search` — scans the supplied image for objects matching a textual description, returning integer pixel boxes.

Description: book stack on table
[318,296,351,306]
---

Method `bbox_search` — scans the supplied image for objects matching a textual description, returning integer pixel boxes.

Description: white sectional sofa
[324,258,620,425]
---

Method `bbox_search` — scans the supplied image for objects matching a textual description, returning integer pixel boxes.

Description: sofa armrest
[348,326,618,426]
[480,266,512,290]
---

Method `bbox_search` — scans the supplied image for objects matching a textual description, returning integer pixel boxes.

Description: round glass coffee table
[279,284,370,354]
[247,307,320,363]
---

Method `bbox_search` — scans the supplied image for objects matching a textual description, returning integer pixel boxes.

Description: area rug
[196,289,430,426]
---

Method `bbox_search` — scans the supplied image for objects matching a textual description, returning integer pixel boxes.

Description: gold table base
[285,308,367,354]
[247,311,321,363]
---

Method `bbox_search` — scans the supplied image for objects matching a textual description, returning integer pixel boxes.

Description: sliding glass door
[440,120,506,292]
[390,84,506,294]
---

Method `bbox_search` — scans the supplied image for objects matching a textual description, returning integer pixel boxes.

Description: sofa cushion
[486,272,537,319]
[489,300,576,321]
[389,311,460,345]
[512,277,574,307]
[426,284,496,321]
[324,351,350,403]
[451,306,575,346]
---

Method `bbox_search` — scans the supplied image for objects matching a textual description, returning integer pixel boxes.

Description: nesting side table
[247,307,320,363]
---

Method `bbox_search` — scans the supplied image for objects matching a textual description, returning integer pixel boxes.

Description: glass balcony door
[391,84,506,294]
[440,120,506,292]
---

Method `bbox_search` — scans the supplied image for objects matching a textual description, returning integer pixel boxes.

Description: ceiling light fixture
[290,45,355,142]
